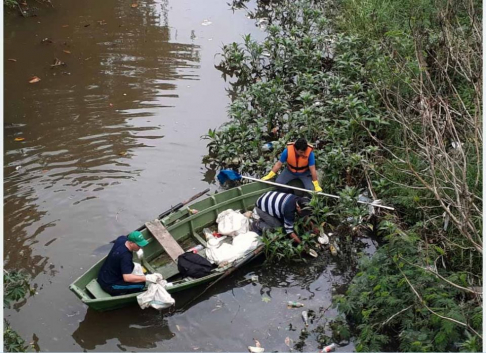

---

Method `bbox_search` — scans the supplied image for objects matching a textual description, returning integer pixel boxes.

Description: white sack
[137,274,175,310]
[205,231,261,265]
[206,242,240,265]
[216,209,249,236]
[232,231,261,255]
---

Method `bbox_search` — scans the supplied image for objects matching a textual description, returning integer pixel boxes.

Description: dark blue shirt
[97,235,135,287]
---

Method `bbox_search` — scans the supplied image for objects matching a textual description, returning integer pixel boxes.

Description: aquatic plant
[4,270,34,352]
[209,0,482,350]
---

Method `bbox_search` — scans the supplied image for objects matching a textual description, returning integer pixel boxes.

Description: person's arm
[284,201,301,243]
[262,150,286,180]
[271,160,283,173]
[123,273,146,283]
[120,255,146,283]
[289,232,302,244]
[309,165,318,182]
[308,152,322,191]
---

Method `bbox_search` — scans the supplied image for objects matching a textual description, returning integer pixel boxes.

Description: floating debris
[302,311,309,326]
[320,343,337,352]
[329,244,338,256]
[29,76,41,84]
[318,234,329,245]
[201,19,212,26]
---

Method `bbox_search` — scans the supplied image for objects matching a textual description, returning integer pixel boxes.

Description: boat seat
[86,279,111,299]
[145,219,184,261]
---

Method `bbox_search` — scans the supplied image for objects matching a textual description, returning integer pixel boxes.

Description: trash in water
[248,338,264,353]
[201,19,212,26]
[329,244,338,256]
[251,275,259,283]
[15,166,21,171]
[320,343,337,352]
[301,310,309,326]
[307,249,318,257]
[287,301,304,308]
[318,234,329,245]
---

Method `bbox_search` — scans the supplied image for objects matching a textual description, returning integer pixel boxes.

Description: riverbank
[206,0,482,351]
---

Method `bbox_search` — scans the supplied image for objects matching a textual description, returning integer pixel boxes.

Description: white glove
[145,273,163,283]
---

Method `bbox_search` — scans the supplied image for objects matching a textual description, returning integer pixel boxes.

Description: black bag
[177,252,213,278]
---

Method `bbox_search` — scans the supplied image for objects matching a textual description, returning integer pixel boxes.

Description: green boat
[69,182,273,311]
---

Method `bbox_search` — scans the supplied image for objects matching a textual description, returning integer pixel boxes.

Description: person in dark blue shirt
[97,231,149,296]
[254,190,311,244]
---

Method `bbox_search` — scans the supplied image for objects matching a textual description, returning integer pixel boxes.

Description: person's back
[256,191,298,234]
[97,235,134,288]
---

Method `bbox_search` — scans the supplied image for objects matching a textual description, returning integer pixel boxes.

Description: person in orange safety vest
[261,138,322,192]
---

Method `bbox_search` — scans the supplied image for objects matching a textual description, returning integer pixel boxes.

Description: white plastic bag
[216,209,249,236]
[137,275,175,310]
[132,263,144,276]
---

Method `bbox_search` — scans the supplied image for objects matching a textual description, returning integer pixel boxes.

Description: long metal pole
[241,175,395,211]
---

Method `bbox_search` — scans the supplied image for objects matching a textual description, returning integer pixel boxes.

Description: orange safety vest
[286,142,314,173]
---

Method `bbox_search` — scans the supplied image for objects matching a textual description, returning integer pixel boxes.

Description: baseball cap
[127,231,149,247]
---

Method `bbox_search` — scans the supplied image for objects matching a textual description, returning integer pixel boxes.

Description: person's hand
[145,273,163,283]
[262,171,276,181]
[312,180,322,192]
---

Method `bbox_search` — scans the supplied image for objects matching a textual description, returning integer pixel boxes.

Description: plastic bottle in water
[320,343,337,352]
[287,301,304,308]
[262,142,274,152]
[302,310,309,326]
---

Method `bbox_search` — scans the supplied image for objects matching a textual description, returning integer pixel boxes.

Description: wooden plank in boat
[145,219,184,262]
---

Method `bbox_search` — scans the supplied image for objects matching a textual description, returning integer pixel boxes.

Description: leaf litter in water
[14,137,25,141]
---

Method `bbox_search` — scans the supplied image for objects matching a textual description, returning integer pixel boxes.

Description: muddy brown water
[4,0,374,351]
